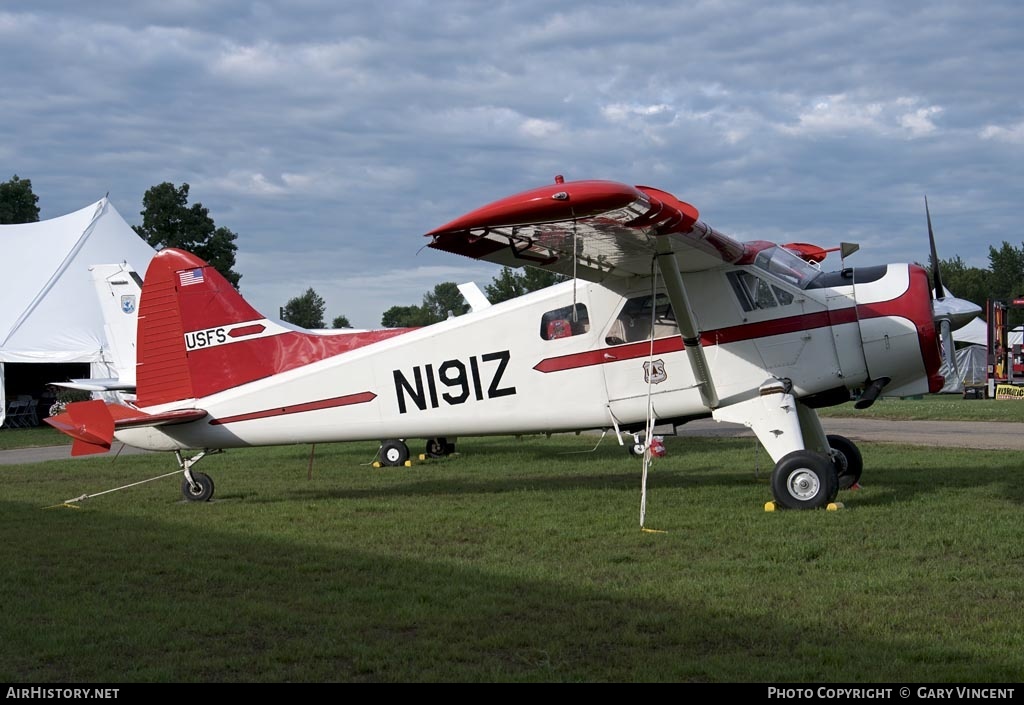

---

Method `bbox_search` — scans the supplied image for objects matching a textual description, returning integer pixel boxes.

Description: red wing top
[426,179,758,280]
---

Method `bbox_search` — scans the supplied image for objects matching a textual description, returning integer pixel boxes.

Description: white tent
[952,316,1024,347]
[0,197,156,425]
[953,316,988,346]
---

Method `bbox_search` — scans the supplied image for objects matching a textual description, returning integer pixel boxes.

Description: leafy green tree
[422,282,469,320]
[521,267,567,292]
[985,242,1024,327]
[133,182,242,289]
[382,282,472,327]
[281,288,326,328]
[332,315,352,329]
[933,255,990,314]
[484,267,526,303]
[484,266,567,304]
[381,305,432,328]
[987,242,1024,303]
[0,174,40,224]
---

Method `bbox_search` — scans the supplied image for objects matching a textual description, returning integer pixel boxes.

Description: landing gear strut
[176,449,220,502]
[626,432,646,457]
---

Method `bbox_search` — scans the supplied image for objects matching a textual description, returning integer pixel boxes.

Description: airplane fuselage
[117,254,938,453]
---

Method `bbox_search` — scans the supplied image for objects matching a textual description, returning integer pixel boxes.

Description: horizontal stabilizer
[45,400,207,456]
[52,378,137,393]
[45,399,115,456]
[108,407,208,429]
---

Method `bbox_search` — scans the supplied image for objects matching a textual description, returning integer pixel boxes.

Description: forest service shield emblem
[643,359,667,384]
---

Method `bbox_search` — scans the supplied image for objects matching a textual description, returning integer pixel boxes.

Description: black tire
[826,434,863,490]
[380,439,410,467]
[181,472,215,502]
[770,450,838,510]
[425,437,450,458]
[628,441,645,456]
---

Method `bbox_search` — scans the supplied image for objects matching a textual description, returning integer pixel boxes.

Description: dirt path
[3,417,1023,466]
[0,442,152,465]
[675,417,1024,451]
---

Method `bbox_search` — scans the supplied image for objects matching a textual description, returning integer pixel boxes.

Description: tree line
[2,174,243,289]
[0,174,565,329]
[279,268,566,329]
[16,172,1011,331]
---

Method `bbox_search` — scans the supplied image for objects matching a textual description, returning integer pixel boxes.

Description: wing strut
[654,240,719,410]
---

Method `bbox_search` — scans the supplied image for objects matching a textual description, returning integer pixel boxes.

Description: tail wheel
[826,434,863,490]
[770,450,838,510]
[380,439,410,467]
[181,471,215,502]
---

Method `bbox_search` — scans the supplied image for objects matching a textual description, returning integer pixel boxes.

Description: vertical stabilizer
[90,263,142,387]
[135,248,413,408]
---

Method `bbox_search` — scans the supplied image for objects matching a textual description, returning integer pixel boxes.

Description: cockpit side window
[727,270,798,312]
[606,293,679,345]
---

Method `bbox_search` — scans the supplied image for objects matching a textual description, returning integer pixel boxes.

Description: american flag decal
[178,268,205,287]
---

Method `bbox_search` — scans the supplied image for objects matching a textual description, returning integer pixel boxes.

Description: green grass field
[5,393,1023,454]
[2,427,1024,683]
[818,394,1024,422]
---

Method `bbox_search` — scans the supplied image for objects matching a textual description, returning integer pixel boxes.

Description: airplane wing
[427,177,773,411]
[426,179,759,282]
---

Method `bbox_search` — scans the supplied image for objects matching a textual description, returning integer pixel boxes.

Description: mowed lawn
[2,415,1024,682]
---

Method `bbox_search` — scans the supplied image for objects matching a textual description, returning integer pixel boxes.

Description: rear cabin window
[540,303,590,340]
[606,293,679,345]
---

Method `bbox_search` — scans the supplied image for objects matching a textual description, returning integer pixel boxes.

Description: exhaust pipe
[855,377,891,410]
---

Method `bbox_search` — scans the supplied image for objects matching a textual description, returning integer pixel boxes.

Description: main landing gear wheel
[770,450,839,510]
[380,439,410,467]
[626,433,645,456]
[425,437,454,458]
[181,471,215,502]
[826,434,863,490]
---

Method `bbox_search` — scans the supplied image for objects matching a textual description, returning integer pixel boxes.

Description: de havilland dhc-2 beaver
[46,177,980,510]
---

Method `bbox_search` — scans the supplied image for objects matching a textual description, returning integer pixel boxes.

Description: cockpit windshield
[752,246,824,290]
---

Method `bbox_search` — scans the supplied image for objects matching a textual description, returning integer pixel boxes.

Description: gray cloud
[3,0,1021,327]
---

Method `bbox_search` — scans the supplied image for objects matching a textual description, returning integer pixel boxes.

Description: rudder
[134,248,413,408]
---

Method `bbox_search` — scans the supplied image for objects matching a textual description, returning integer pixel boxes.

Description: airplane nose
[852,263,944,396]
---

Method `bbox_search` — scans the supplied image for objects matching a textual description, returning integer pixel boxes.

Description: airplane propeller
[924,196,983,379]
[926,195,944,302]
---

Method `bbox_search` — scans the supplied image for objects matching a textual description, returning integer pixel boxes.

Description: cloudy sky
[3,0,1021,328]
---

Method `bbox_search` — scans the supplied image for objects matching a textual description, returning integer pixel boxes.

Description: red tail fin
[135,249,411,407]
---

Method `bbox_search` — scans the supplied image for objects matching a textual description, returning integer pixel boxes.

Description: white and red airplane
[45,177,979,510]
